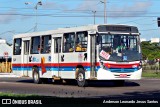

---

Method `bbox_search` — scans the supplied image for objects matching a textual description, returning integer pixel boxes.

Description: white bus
[12,24,142,87]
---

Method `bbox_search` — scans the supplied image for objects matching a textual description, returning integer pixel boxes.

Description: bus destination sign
[98,25,138,33]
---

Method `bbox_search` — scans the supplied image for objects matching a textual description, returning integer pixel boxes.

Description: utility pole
[100,0,107,24]
[25,1,42,31]
[92,11,96,24]
[34,1,42,31]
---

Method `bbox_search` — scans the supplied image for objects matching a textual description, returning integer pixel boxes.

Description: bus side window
[54,38,61,53]
[75,31,88,52]
[30,36,40,54]
[13,38,22,55]
[41,35,51,54]
[63,33,75,52]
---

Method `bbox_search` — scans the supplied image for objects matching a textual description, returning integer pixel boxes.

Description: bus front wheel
[76,68,88,87]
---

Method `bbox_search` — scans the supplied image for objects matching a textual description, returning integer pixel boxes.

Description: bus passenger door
[53,37,62,78]
[22,40,30,76]
[90,34,97,78]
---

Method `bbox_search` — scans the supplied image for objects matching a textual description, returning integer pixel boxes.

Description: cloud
[42,1,59,9]
[20,1,69,21]
[73,1,152,18]
[42,1,68,10]
[108,1,152,17]
[0,10,17,24]
[75,0,100,11]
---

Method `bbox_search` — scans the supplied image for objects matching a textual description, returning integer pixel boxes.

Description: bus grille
[109,68,137,73]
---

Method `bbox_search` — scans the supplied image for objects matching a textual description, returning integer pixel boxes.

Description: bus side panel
[29,54,53,79]
[39,54,53,78]
[57,53,90,79]
[52,54,60,78]
[12,55,23,76]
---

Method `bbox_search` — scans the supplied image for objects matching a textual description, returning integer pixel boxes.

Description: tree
[141,41,160,60]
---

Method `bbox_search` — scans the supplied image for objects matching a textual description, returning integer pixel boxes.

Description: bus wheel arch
[75,66,88,87]
[32,66,42,84]
[75,65,85,79]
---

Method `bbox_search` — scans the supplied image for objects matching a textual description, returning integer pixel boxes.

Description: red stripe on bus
[12,62,91,67]
[12,62,139,69]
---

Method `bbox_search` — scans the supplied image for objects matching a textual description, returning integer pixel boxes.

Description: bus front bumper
[97,68,142,80]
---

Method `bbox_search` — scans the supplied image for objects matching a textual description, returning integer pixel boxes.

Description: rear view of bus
[94,25,142,85]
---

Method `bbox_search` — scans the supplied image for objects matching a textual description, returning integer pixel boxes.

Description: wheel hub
[34,72,38,81]
[78,73,84,81]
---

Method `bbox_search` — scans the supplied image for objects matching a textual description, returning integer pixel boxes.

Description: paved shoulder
[0,73,20,78]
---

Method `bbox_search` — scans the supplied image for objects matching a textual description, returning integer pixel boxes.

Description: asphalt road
[0,77,160,100]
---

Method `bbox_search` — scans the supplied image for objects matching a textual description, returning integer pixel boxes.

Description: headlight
[138,61,142,70]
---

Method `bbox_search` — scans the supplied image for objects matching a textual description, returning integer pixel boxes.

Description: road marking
[0,81,9,83]
[0,81,26,85]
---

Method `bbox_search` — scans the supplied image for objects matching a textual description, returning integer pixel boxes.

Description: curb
[141,77,160,80]
[0,73,20,78]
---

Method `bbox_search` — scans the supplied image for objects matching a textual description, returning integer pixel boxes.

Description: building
[140,38,147,42]
[0,39,12,73]
[0,39,12,61]
[150,38,160,43]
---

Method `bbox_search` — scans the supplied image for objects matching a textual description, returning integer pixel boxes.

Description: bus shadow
[54,80,140,87]
[92,90,160,99]
[16,79,140,87]
[16,79,34,83]
[87,80,140,87]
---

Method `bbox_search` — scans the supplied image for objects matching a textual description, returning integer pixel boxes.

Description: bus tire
[76,68,88,87]
[41,78,49,84]
[32,67,42,84]
[114,80,125,86]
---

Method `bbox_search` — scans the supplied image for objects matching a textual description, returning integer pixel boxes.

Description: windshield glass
[98,34,141,62]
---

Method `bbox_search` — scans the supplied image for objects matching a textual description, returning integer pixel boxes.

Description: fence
[142,60,160,73]
[0,62,12,73]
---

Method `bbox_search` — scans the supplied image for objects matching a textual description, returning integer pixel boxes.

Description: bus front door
[22,40,30,76]
[90,35,97,79]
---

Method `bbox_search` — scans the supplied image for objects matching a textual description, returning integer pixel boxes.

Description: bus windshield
[98,34,142,62]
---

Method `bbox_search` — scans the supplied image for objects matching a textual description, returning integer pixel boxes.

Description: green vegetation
[0,92,39,97]
[142,72,160,78]
[141,41,160,60]
[0,92,57,99]
[141,41,160,78]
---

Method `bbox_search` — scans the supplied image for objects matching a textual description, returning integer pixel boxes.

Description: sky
[0,0,160,43]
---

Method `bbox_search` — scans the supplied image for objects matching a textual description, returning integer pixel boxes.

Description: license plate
[119,74,127,78]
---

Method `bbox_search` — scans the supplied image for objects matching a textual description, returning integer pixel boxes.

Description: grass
[142,71,160,78]
[0,92,57,99]
[0,92,40,98]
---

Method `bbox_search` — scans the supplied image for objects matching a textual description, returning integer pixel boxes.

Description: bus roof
[13,24,138,38]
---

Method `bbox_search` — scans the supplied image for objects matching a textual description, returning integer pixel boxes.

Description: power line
[38,23,80,25]
[0,13,160,17]
[140,29,159,31]
[1,6,160,13]
[116,17,151,24]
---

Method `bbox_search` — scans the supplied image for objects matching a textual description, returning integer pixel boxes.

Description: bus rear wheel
[76,68,88,87]
[32,67,42,84]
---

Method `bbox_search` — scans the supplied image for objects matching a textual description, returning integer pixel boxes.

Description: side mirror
[158,17,160,27]
[96,34,101,44]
